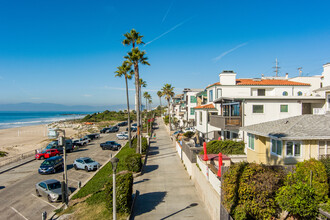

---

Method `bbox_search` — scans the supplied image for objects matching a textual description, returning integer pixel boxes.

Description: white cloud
[213,42,248,62]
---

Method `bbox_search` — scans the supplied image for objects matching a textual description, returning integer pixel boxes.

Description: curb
[127,190,140,220]
[0,157,36,174]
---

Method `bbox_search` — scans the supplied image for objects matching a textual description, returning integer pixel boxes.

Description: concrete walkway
[132,119,210,220]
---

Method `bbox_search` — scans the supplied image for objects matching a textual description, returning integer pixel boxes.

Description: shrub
[125,154,142,172]
[0,151,7,157]
[105,172,133,213]
[294,159,328,203]
[164,115,169,125]
[183,131,195,139]
[222,162,285,219]
[199,140,245,155]
[319,155,330,180]
[276,181,318,219]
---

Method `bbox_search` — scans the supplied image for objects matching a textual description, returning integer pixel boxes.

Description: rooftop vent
[222,70,234,73]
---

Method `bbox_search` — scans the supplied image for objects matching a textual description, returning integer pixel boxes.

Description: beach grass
[0,151,7,157]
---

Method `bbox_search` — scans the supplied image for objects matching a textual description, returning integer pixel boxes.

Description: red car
[35,149,61,160]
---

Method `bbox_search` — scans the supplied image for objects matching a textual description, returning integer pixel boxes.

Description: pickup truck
[84,134,99,140]
[72,138,89,147]
[100,141,121,150]
[45,139,74,153]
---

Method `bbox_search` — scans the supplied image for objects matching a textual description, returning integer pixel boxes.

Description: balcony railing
[209,115,242,129]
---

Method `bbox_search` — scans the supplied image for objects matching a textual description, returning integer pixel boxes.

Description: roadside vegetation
[0,151,7,157]
[81,110,136,123]
[222,159,329,219]
[199,140,245,155]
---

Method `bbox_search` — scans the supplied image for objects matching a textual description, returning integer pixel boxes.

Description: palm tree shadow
[132,191,167,217]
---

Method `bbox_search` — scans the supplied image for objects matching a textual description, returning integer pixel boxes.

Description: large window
[253,105,264,113]
[216,89,222,99]
[271,139,282,156]
[199,112,203,125]
[190,96,197,103]
[257,89,265,96]
[280,105,288,113]
[209,90,213,102]
[190,108,195,115]
[286,141,301,157]
[248,134,255,150]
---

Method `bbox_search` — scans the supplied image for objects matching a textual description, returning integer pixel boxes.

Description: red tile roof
[205,79,310,88]
[194,103,215,109]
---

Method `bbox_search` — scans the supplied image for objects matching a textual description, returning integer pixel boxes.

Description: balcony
[209,115,242,130]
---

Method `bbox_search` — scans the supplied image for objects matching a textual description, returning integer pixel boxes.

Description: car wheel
[40,156,44,160]
[85,166,89,172]
[74,164,78,170]
[48,195,53,203]
[36,189,41,197]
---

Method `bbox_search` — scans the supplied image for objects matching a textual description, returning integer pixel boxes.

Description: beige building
[240,114,330,165]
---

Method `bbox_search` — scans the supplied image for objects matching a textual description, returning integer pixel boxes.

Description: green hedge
[199,140,245,155]
[105,172,133,213]
[125,154,142,172]
[183,131,195,139]
[319,155,330,180]
[81,110,136,122]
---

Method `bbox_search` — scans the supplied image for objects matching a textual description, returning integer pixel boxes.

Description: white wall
[322,63,330,87]
[289,76,322,92]
[187,91,200,120]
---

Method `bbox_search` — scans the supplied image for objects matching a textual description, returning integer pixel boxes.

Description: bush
[183,131,195,139]
[81,110,136,122]
[164,115,169,125]
[105,172,133,213]
[0,151,7,157]
[294,158,329,203]
[199,140,245,155]
[276,181,318,219]
[131,137,148,154]
[125,154,142,172]
[222,162,286,219]
[320,155,330,180]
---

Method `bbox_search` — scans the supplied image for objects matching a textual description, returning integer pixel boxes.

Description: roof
[314,85,330,92]
[194,103,216,109]
[206,79,310,89]
[240,114,330,140]
[174,94,184,99]
[213,96,324,103]
[183,88,204,93]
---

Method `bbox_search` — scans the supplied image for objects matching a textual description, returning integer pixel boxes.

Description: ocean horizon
[0,111,93,129]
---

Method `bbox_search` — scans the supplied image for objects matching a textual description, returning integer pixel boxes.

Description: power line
[273,58,280,77]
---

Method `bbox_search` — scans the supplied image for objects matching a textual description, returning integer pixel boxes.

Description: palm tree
[157,90,163,116]
[124,47,150,153]
[162,84,175,131]
[115,61,133,148]
[143,91,150,112]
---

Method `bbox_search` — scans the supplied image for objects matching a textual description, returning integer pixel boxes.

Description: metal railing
[0,150,36,167]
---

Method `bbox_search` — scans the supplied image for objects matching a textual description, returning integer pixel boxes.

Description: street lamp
[111,157,119,220]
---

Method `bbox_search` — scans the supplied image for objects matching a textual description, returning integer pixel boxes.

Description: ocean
[0,111,92,129]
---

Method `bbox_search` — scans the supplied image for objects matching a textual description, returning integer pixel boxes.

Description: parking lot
[0,126,132,220]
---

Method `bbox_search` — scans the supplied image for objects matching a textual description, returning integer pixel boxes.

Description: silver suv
[73,157,100,172]
[35,179,62,202]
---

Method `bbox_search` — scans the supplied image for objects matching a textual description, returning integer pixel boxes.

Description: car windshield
[47,182,61,190]
[107,141,114,144]
[83,158,94,163]
[41,160,55,166]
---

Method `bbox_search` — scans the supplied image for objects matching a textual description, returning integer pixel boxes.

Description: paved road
[0,127,132,220]
[132,119,210,220]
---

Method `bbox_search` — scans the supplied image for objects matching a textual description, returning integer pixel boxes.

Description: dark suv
[84,134,99,140]
[45,140,73,153]
[100,141,121,150]
[38,156,63,174]
[100,128,111,133]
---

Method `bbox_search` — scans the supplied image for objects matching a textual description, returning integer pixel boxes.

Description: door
[302,103,312,114]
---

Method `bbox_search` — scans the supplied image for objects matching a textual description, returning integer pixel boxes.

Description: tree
[157,91,163,116]
[143,92,150,112]
[123,29,148,154]
[124,47,150,153]
[162,84,174,131]
[139,78,147,150]
[115,61,133,148]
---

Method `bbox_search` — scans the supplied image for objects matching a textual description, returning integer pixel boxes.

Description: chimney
[219,70,237,85]
[285,73,288,79]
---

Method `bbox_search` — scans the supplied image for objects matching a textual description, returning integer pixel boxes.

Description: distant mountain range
[0,103,137,112]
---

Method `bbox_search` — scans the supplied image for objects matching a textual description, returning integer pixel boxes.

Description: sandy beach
[0,121,100,158]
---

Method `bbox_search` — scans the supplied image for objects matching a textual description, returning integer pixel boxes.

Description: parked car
[92,133,100,138]
[173,130,184,136]
[73,157,100,172]
[38,156,63,175]
[120,131,128,135]
[116,133,128,140]
[107,126,119,133]
[45,140,74,153]
[35,149,61,160]
[117,121,128,126]
[72,139,88,147]
[80,137,91,143]
[100,128,111,133]
[100,141,121,150]
[126,127,137,132]
[35,179,62,202]
[183,127,196,133]
[84,134,99,140]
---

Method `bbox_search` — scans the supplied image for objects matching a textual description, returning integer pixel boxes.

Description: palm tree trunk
[168,101,171,131]
[134,63,140,154]
[159,97,162,116]
[125,76,132,148]
[139,86,142,154]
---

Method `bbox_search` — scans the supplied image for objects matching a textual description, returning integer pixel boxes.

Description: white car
[116,133,129,140]
[183,127,196,133]
[120,131,128,135]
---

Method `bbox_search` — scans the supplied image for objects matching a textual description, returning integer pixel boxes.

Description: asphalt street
[0,127,132,220]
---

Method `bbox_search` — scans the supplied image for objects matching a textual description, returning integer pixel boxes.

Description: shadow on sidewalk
[133,178,150,185]
[160,203,199,220]
[132,191,167,217]
[143,164,159,174]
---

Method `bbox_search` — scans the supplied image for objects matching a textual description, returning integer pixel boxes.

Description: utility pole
[298,67,303,76]
[273,58,280,77]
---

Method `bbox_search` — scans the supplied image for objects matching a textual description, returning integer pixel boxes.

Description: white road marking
[11,207,29,220]
[31,194,57,208]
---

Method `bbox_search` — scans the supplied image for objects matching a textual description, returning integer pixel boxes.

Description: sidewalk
[132,119,210,220]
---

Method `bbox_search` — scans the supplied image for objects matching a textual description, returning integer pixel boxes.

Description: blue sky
[0,0,330,106]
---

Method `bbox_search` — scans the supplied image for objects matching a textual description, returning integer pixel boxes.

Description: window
[216,89,222,99]
[209,90,213,102]
[190,96,197,103]
[297,91,302,96]
[190,108,195,115]
[280,105,288,113]
[248,134,255,150]
[282,91,288,96]
[253,105,264,113]
[257,89,265,96]
[271,139,282,156]
[39,182,47,189]
[199,112,202,125]
[319,141,330,157]
[286,141,301,157]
